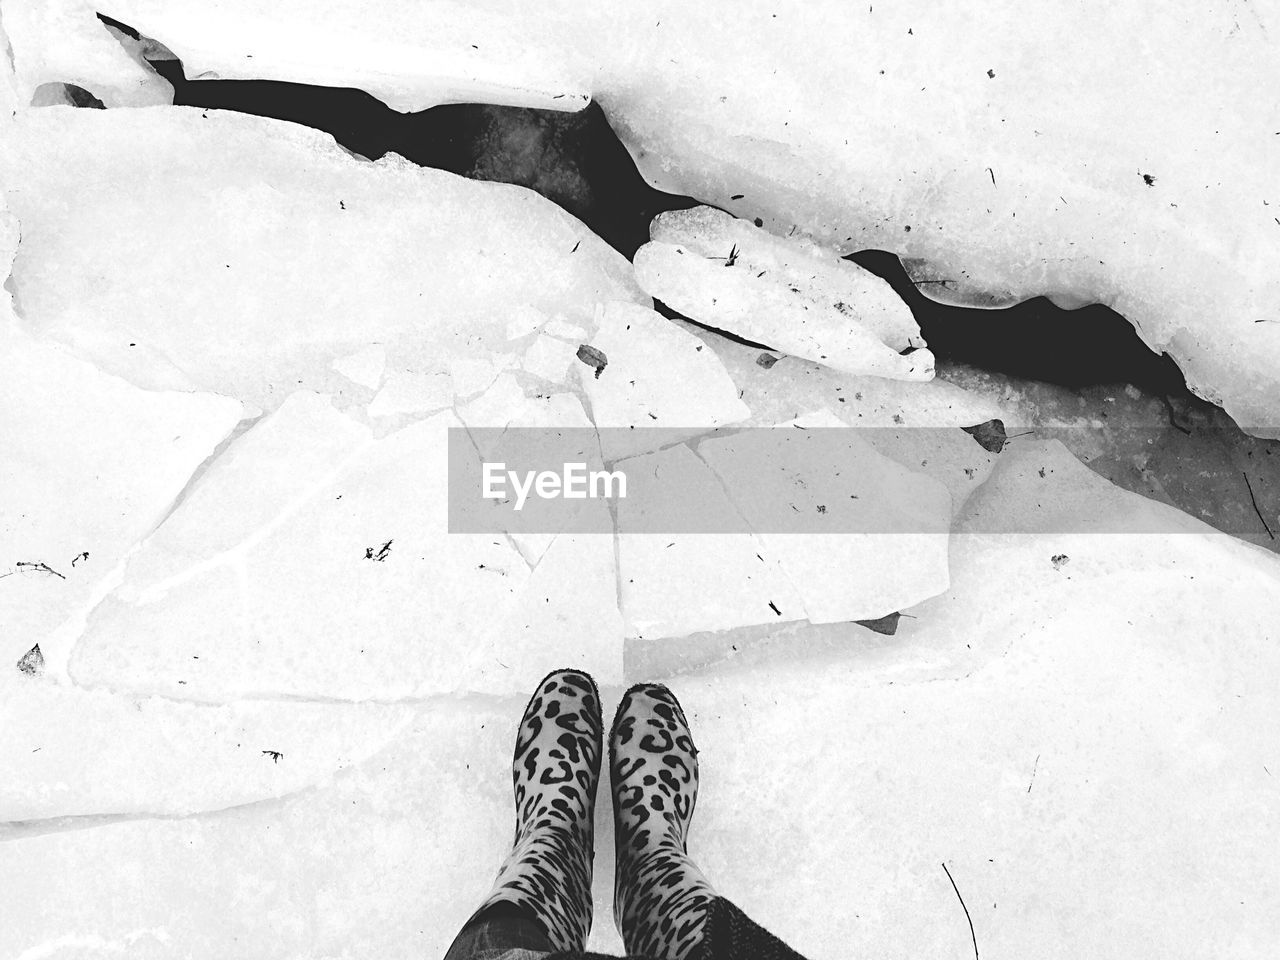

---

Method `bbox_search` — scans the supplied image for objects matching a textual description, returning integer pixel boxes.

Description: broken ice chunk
[455,375,604,567]
[504,304,549,341]
[7,0,173,108]
[0,108,644,408]
[521,334,578,383]
[0,320,242,669]
[458,373,597,458]
[331,344,386,389]
[616,444,804,639]
[576,301,750,460]
[367,370,453,418]
[696,411,952,621]
[0,671,415,819]
[69,399,617,700]
[676,318,1004,509]
[541,316,589,341]
[475,499,623,690]
[650,206,925,350]
[94,0,591,113]
[455,374,529,433]
[449,354,519,400]
[634,206,934,382]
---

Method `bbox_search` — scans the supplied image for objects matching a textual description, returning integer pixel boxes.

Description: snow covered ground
[2,5,1279,959]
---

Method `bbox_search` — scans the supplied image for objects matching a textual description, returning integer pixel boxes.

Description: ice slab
[635,207,933,382]
[470,505,622,694]
[520,333,578,383]
[0,692,628,956]
[69,393,622,701]
[95,0,1279,433]
[697,411,953,622]
[0,108,647,410]
[457,372,598,437]
[674,312,1004,511]
[0,13,17,119]
[96,0,591,113]
[367,370,453,419]
[650,207,925,353]
[615,444,804,639]
[0,319,242,670]
[455,373,609,569]
[0,672,415,820]
[576,301,750,460]
[8,443,1280,959]
[597,3,1280,435]
[5,0,173,108]
[331,344,386,390]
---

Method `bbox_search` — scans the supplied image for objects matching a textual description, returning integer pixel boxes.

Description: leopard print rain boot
[470,667,604,952]
[610,682,718,960]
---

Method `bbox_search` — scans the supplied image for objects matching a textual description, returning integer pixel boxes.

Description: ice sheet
[4,0,172,107]
[7,443,1279,959]
[597,2,1280,435]
[96,0,590,112]
[0,319,242,670]
[672,311,1005,511]
[635,207,934,381]
[331,344,386,390]
[4,8,1276,954]
[0,108,647,410]
[615,444,804,639]
[69,394,621,701]
[0,672,415,820]
[576,301,750,461]
[367,371,453,419]
[78,0,1279,433]
[697,411,953,622]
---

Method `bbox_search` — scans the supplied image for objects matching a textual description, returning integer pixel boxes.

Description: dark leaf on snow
[16,643,45,677]
[576,344,608,379]
[961,418,1007,453]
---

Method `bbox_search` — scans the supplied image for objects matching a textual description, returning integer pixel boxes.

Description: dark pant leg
[443,900,554,960]
[689,896,810,960]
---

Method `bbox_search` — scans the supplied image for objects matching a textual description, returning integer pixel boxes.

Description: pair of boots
[469,669,717,960]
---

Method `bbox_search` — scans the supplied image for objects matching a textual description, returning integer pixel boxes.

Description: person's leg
[442,900,552,960]
[609,683,717,960]
[460,667,604,955]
